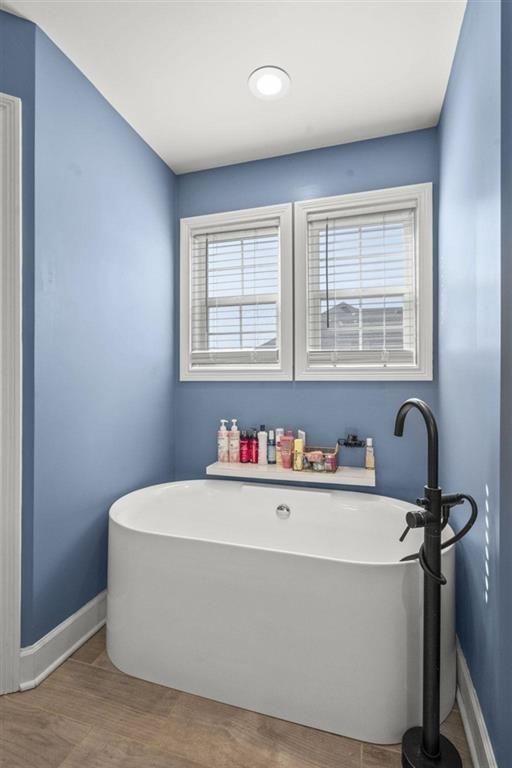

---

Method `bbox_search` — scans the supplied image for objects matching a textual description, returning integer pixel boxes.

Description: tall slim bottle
[275,428,284,466]
[240,430,250,463]
[217,419,229,463]
[229,418,240,463]
[258,425,268,465]
[249,430,259,464]
[267,430,276,464]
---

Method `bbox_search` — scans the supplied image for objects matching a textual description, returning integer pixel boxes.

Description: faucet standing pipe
[395,399,442,761]
[394,398,470,768]
[394,398,439,490]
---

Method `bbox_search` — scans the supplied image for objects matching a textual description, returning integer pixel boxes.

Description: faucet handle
[406,510,427,529]
[399,510,428,543]
[399,525,411,542]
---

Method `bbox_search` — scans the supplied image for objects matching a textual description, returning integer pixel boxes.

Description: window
[294,183,432,380]
[180,186,432,382]
[180,204,293,380]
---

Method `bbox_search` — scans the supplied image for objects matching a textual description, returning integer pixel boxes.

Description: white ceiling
[3,0,466,173]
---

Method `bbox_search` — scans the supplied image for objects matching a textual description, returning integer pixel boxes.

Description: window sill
[294,366,433,381]
[180,369,293,381]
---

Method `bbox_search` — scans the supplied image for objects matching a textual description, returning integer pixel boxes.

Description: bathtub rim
[109,479,455,568]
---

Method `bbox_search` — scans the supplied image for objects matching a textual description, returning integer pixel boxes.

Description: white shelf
[206,462,376,487]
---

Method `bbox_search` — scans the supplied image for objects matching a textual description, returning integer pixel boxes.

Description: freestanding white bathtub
[107,479,456,744]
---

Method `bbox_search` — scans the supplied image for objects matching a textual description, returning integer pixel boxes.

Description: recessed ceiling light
[248,66,290,100]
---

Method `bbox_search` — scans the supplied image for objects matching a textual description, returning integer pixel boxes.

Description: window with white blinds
[180,204,293,380]
[294,184,432,380]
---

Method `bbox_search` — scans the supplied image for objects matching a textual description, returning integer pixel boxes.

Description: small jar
[312,458,325,472]
[324,453,337,473]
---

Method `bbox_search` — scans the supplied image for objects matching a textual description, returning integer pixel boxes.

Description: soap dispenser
[229,419,240,463]
[217,419,229,463]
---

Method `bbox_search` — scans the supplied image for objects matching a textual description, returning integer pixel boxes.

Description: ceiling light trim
[248,66,291,101]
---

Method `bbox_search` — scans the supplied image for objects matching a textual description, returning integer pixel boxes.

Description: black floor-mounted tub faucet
[394,398,478,768]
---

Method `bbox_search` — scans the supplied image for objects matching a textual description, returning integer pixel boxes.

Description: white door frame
[0,92,22,694]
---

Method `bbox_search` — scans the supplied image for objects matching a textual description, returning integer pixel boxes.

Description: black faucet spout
[394,398,439,489]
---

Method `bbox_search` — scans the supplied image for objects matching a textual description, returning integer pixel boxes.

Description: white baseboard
[19,590,106,690]
[457,641,497,768]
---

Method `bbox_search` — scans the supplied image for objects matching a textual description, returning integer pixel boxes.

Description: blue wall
[176,130,439,501]
[26,29,177,645]
[438,0,505,762]
[500,0,512,756]
[0,11,37,650]
[2,12,177,646]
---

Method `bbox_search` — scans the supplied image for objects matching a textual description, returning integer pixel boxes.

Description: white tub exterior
[107,480,456,744]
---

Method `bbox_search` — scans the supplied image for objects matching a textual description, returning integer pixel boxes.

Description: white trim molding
[0,93,22,695]
[180,203,293,381]
[19,591,106,691]
[294,183,433,381]
[457,641,498,768]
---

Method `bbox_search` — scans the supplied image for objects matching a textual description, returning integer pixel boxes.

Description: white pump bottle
[217,419,229,462]
[229,419,240,463]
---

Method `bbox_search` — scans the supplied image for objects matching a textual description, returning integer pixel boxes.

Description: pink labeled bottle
[280,430,295,469]
[240,430,250,463]
[249,429,259,464]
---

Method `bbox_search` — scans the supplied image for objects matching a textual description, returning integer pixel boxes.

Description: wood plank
[158,690,362,768]
[362,744,401,767]
[441,708,474,767]
[70,627,106,665]
[92,651,121,675]
[0,697,90,768]
[9,660,178,744]
[60,729,203,768]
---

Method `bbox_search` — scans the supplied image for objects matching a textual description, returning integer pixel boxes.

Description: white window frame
[180,203,293,381]
[294,183,433,381]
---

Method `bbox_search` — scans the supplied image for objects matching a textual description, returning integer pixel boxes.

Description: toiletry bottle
[257,425,268,465]
[293,439,304,471]
[275,428,284,466]
[249,429,259,464]
[229,418,240,463]
[217,419,229,462]
[365,438,375,470]
[267,430,276,464]
[240,430,250,463]
[280,431,294,469]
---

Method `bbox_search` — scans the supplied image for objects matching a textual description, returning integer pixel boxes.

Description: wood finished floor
[0,627,473,768]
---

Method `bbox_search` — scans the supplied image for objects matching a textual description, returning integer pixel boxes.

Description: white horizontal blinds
[190,221,280,368]
[306,207,417,368]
